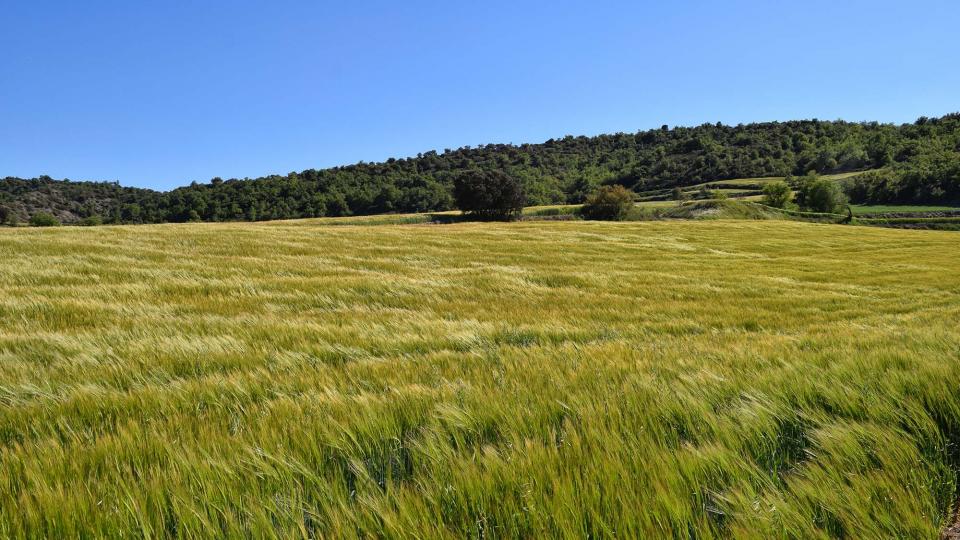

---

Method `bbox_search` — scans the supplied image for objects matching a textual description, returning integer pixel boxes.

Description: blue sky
[2,0,958,191]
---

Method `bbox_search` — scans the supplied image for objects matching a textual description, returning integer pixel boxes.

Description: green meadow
[850,204,960,216]
[1,219,959,538]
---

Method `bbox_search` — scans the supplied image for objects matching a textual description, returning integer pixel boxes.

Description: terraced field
[635,171,869,203]
[631,171,960,230]
[1,219,959,538]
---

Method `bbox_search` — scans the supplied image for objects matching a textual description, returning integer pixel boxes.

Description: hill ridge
[2,114,958,224]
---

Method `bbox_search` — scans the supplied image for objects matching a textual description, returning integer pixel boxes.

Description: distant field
[695,171,868,190]
[630,171,876,203]
[635,199,678,209]
[820,170,871,181]
[851,204,960,216]
[698,176,785,188]
[300,205,582,224]
[1,219,959,538]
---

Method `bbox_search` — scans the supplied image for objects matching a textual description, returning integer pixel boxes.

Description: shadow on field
[425,213,579,224]
[425,214,476,224]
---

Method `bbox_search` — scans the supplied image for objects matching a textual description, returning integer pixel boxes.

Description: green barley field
[1,219,959,538]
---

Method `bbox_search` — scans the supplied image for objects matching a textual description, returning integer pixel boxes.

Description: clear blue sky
[2,0,958,191]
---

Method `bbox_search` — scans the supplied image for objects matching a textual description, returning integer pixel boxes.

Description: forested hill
[2,114,958,224]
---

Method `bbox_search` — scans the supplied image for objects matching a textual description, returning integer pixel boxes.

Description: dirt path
[944,506,960,540]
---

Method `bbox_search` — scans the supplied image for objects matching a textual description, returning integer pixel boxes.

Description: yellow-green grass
[697,176,786,188]
[635,200,679,209]
[294,205,583,224]
[676,188,760,199]
[522,204,580,213]
[521,205,582,217]
[1,219,959,538]
[822,170,872,181]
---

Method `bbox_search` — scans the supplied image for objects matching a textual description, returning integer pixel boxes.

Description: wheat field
[1,219,959,538]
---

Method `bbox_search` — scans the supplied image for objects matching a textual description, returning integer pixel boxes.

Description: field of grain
[1,219,959,538]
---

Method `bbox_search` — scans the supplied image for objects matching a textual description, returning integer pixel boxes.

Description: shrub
[794,174,847,213]
[581,185,635,220]
[527,206,579,218]
[0,206,9,225]
[29,212,60,227]
[453,170,526,220]
[762,181,792,208]
[78,215,104,226]
[672,187,691,205]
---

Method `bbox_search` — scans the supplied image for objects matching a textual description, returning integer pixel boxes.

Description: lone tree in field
[762,181,792,208]
[794,174,848,213]
[453,170,526,220]
[581,185,635,220]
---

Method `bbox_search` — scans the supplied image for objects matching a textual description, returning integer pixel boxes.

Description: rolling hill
[2,114,958,225]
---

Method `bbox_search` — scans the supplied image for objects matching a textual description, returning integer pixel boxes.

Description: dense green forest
[2,114,958,224]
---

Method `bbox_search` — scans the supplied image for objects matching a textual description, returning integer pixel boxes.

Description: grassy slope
[1,220,959,538]
[647,170,960,221]
[633,171,873,206]
[654,200,788,220]
[689,171,868,191]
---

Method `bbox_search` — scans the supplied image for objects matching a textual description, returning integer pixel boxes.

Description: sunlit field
[851,204,960,215]
[1,219,959,538]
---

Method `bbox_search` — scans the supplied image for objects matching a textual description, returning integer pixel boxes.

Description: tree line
[2,114,958,225]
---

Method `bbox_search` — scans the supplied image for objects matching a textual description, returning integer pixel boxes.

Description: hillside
[2,114,959,224]
[1,218,958,537]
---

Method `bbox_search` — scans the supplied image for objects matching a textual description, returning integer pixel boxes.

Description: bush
[581,185,635,220]
[29,212,60,227]
[527,206,579,217]
[453,170,526,220]
[0,206,9,225]
[762,181,792,208]
[78,215,104,226]
[794,174,847,213]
